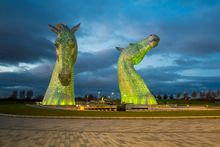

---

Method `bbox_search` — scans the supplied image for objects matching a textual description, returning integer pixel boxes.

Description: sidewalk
[1,113,220,119]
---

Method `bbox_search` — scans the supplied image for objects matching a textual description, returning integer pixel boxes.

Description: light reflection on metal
[42,23,80,105]
[117,34,160,105]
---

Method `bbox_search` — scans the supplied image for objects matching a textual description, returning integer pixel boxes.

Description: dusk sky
[0,0,220,97]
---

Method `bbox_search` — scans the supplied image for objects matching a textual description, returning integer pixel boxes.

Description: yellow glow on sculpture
[117,34,160,105]
[42,23,80,105]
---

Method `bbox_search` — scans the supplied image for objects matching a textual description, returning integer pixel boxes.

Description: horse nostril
[58,71,71,86]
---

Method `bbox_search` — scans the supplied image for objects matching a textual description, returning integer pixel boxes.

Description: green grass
[1,103,220,117]
[157,99,220,106]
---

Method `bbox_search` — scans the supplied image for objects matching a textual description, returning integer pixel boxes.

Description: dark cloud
[139,66,220,94]
[0,30,54,64]
[155,4,220,56]
[75,66,119,96]
[0,0,82,64]
[1,54,220,97]
[75,49,119,73]
[174,57,220,70]
[174,58,199,67]
[0,48,119,96]
[0,71,49,96]
[0,0,220,97]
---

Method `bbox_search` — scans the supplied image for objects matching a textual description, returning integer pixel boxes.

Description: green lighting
[117,34,160,105]
[42,23,80,105]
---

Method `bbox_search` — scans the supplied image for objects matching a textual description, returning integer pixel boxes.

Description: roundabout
[1,102,220,146]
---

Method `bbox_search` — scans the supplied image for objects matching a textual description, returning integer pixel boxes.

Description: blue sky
[0,0,220,97]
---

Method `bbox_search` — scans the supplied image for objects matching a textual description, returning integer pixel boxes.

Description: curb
[1,113,220,120]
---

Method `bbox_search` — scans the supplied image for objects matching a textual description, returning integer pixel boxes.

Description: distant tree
[83,95,88,102]
[163,94,168,100]
[206,91,211,100]
[35,94,44,101]
[157,94,162,100]
[200,91,206,99]
[83,94,96,102]
[169,94,174,100]
[88,94,94,98]
[101,95,108,99]
[75,96,83,101]
[26,90,33,99]
[206,91,216,101]
[9,90,18,100]
[19,90,25,99]
[88,94,95,101]
[176,93,181,99]
[212,91,217,98]
[217,90,220,96]
[191,91,197,98]
[183,91,189,100]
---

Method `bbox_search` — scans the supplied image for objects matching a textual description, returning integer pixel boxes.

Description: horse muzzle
[58,69,71,86]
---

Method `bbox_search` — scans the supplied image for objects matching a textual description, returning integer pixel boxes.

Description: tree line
[156,90,220,101]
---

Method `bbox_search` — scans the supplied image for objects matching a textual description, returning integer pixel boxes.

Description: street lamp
[98,91,100,99]
[111,92,114,99]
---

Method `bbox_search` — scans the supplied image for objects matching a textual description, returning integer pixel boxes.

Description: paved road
[0,116,220,147]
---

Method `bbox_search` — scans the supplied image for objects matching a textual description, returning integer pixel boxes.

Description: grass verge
[1,103,220,117]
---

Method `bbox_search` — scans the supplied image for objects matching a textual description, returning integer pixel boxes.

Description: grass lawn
[157,99,220,106]
[1,102,220,117]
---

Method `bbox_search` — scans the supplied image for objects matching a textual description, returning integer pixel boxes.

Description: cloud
[0,33,54,64]
[0,49,119,96]
[155,4,220,56]
[174,56,220,70]
[138,65,220,94]
[75,49,119,73]
[0,0,220,97]
[0,71,49,96]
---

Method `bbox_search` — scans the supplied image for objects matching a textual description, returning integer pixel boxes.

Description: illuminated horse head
[48,23,80,86]
[42,23,80,105]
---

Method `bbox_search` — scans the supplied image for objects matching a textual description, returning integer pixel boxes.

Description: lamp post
[98,91,101,99]
[86,95,88,105]
[111,92,114,99]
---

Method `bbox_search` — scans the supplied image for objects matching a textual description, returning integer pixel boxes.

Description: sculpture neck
[138,39,152,53]
[131,44,152,65]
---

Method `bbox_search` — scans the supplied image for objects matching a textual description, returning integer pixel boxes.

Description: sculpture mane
[117,34,160,105]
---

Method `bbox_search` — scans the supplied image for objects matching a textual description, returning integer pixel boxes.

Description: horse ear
[70,23,80,33]
[48,24,59,34]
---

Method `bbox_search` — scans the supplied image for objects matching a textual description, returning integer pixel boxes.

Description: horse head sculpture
[42,23,80,105]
